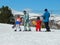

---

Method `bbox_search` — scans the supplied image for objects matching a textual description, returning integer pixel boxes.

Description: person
[14,15,22,31]
[23,10,31,31]
[36,16,42,31]
[12,16,22,28]
[43,9,51,32]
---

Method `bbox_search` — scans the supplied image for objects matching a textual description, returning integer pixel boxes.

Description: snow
[0,23,60,45]
[57,22,60,25]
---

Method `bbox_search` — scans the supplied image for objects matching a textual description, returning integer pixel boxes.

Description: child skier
[15,15,22,31]
[36,16,42,31]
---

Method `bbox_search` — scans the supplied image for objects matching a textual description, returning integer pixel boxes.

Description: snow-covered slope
[50,14,60,25]
[0,23,60,45]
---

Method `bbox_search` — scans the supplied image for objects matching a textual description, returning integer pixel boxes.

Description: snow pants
[36,26,41,31]
[44,22,50,31]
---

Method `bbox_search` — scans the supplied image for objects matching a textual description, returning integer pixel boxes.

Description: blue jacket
[43,11,50,22]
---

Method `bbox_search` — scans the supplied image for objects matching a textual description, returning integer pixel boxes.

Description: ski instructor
[42,9,51,32]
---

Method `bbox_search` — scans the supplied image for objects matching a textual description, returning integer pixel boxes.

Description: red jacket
[36,20,42,28]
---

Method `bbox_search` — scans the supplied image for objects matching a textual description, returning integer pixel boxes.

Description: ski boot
[19,29,21,31]
[14,29,17,31]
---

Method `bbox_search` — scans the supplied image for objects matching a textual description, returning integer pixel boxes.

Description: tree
[0,6,14,24]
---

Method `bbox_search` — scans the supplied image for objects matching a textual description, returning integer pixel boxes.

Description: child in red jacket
[36,17,42,31]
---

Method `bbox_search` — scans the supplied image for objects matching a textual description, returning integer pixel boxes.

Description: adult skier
[23,10,31,31]
[42,9,51,32]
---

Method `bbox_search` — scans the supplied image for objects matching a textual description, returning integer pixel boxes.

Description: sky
[0,0,60,14]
